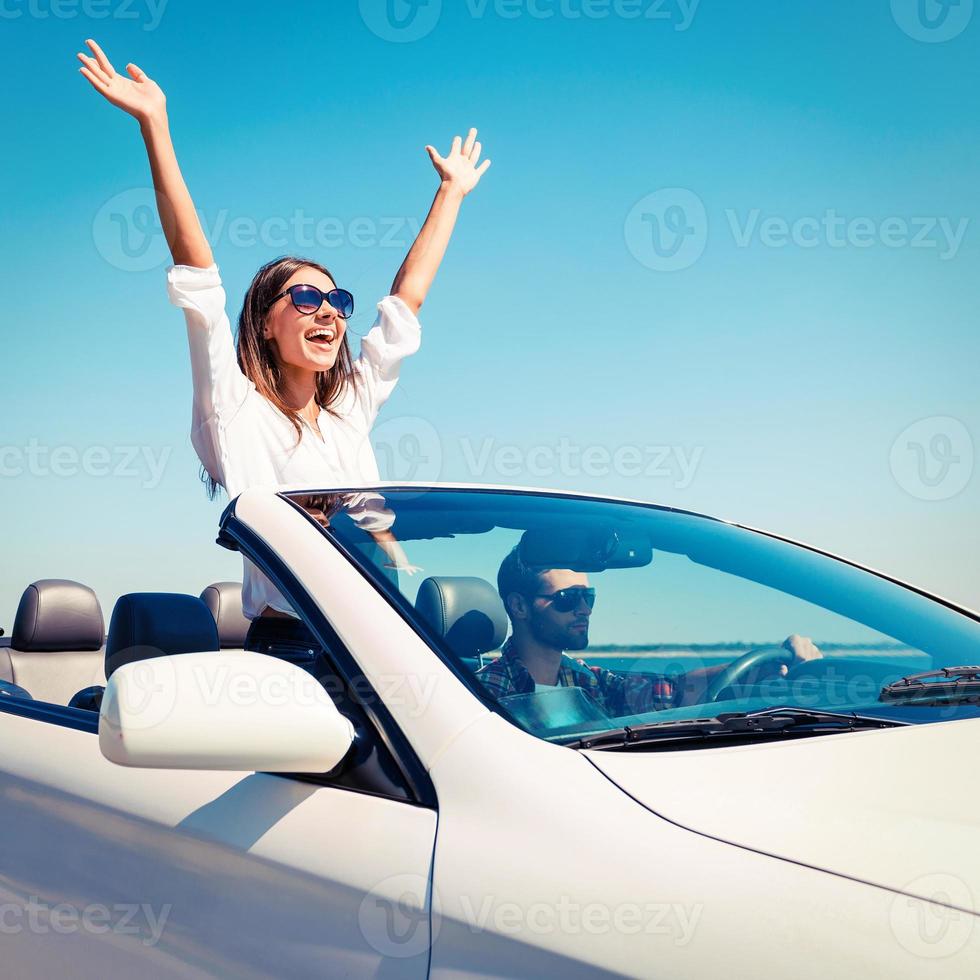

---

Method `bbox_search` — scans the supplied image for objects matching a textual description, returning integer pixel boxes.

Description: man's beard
[528,612,590,652]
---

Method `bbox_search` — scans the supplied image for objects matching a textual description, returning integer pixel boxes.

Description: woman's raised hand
[425,128,492,196]
[77,39,166,124]
[76,38,211,268]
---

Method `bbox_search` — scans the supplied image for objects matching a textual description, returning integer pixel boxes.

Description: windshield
[285,488,980,744]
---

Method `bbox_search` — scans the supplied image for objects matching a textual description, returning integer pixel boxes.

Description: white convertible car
[0,484,978,978]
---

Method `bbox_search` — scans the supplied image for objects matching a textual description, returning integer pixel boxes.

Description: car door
[0,634,437,978]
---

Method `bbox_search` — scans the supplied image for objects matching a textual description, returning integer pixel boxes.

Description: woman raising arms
[77,38,491,633]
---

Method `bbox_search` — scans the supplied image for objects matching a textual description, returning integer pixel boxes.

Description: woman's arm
[77,38,212,269]
[370,528,423,575]
[79,38,246,496]
[391,128,491,314]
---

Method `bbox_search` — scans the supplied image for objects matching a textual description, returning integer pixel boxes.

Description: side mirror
[98,651,355,773]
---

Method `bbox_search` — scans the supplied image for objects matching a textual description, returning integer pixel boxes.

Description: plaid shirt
[476,638,678,717]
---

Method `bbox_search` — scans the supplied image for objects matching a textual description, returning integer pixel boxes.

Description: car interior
[0,574,509,708]
[0,579,251,710]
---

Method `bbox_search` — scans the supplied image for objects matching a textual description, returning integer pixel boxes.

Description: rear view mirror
[519,527,652,571]
[99,651,355,773]
[605,531,654,568]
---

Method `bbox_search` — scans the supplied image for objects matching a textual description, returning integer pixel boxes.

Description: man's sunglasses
[267,284,355,319]
[535,587,596,613]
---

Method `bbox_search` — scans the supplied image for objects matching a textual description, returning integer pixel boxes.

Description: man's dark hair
[497,544,543,616]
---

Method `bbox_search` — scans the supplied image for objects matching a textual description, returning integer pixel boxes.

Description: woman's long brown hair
[201,255,359,499]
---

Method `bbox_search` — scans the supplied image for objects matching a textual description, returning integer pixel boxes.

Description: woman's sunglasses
[267,283,355,319]
[535,587,597,613]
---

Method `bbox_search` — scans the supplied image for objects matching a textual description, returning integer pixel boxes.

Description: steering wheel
[703,646,796,703]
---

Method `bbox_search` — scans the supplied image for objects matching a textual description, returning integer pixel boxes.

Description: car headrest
[415,576,508,658]
[12,579,104,652]
[105,593,220,680]
[200,582,250,649]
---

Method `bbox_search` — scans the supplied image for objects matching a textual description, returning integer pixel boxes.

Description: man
[476,544,822,716]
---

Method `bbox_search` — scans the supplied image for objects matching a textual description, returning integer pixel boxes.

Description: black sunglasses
[268,283,355,319]
[534,587,596,613]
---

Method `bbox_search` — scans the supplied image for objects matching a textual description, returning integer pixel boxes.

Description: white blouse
[166,263,421,620]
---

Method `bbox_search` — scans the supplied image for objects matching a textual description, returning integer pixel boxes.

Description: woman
[78,39,491,650]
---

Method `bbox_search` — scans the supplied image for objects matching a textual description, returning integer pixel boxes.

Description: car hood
[585,717,980,911]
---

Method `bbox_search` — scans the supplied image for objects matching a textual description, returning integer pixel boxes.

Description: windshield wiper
[880,666,980,706]
[566,706,905,750]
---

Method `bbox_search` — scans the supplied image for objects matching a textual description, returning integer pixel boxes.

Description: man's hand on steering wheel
[677,635,824,705]
[778,634,822,676]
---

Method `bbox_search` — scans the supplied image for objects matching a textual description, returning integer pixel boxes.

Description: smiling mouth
[304,327,336,347]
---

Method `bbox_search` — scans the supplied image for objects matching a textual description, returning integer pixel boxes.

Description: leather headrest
[200,582,250,648]
[12,580,104,652]
[415,576,507,658]
[105,593,219,679]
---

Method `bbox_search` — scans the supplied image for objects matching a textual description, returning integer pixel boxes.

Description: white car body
[0,483,976,978]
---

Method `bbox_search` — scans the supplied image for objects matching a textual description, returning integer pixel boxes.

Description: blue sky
[1,0,977,628]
